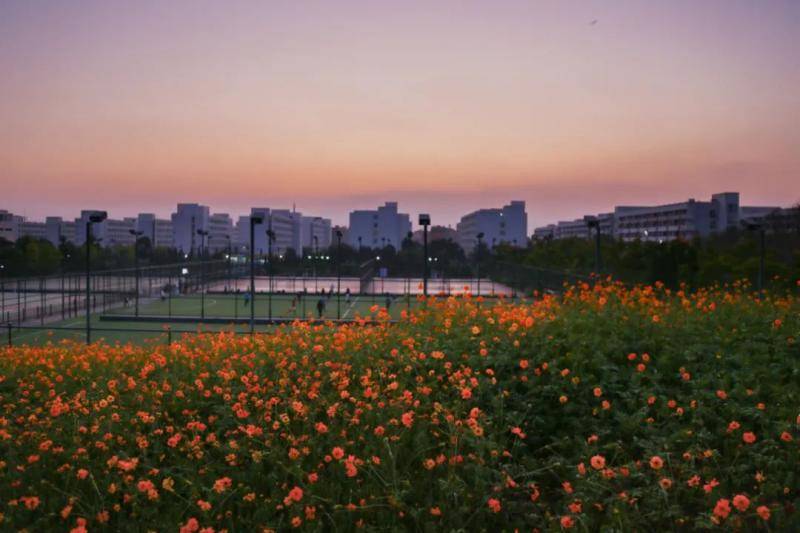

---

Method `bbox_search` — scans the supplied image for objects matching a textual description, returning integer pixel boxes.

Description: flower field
[0,282,798,531]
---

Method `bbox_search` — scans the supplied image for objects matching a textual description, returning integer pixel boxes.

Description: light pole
[266,225,275,322]
[405,231,413,307]
[225,235,232,292]
[584,216,601,274]
[1,263,5,325]
[336,230,343,319]
[85,211,107,344]
[129,229,144,317]
[313,235,319,292]
[476,232,484,296]
[419,214,431,297]
[197,229,208,320]
[249,214,263,335]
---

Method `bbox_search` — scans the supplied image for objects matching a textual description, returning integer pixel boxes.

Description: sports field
[104,292,415,320]
[5,292,423,346]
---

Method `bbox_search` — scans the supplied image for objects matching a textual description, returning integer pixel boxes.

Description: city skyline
[2,1,799,226]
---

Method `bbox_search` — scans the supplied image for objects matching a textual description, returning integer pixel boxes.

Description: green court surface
[104,293,414,321]
[5,293,417,347]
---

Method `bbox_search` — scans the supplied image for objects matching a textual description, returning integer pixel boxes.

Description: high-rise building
[533,192,781,242]
[73,211,134,246]
[293,215,332,253]
[208,213,234,253]
[346,202,412,250]
[456,201,528,253]
[241,208,295,256]
[135,214,174,248]
[0,210,20,242]
[18,220,47,241]
[45,217,76,246]
[171,203,210,254]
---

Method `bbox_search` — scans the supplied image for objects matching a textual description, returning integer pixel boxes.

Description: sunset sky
[1,0,798,227]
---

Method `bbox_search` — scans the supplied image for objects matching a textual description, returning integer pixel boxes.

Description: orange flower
[21,496,40,510]
[288,486,304,502]
[713,498,731,519]
[401,411,414,428]
[430,507,442,516]
[213,477,232,493]
[757,505,771,520]
[649,456,664,470]
[732,494,750,512]
[589,455,605,470]
[331,447,345,460]
[593,387,602,397]
[560,515,575,529]
[742,432,756,444]
[487,498,501,513]
[511,426,527,439]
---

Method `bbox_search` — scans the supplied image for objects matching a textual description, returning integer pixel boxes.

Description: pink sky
[1,0,798,227]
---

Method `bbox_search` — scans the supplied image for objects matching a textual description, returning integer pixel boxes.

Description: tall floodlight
[336,230,343,319]
[249,214,264,335]
[584,216,601,274]
[266,225,275,322]
[476,232,484,297]
[129,229,144,317]
[313,234,319,292]
[197,229,209,320]
[419,214,431,297]
[85,211,107,344]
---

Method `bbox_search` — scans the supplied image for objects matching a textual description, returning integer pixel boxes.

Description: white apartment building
[18,220,47,240]
[208,213,234,253]
[346,202,412,250]
[73,211,134,246]
[171,203,210,255]
[45,217,76,245]
[135,214,174,248]
[615,192,744,242]
[0,210,20,242]
[556,219,591,239]
[456,201,528,253]
[536,212,614,240]
[293,215,332,253]
[533,192,781,243]
[241,208,295,256]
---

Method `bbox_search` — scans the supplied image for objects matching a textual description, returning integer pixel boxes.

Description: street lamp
[129,229,144,317]
[743,220,766,295]
[85,210,107,344]
[405,231,413,304]
[584,216,601,275]
[1,263,5,325]
[313,235,319,292]
[419,214,431,297]
[266,225,275,322]
[197,229,209,320]
[476,232,484,296]
[249,214,263,335]
[336,229,343,319]
[225,235,232,291]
